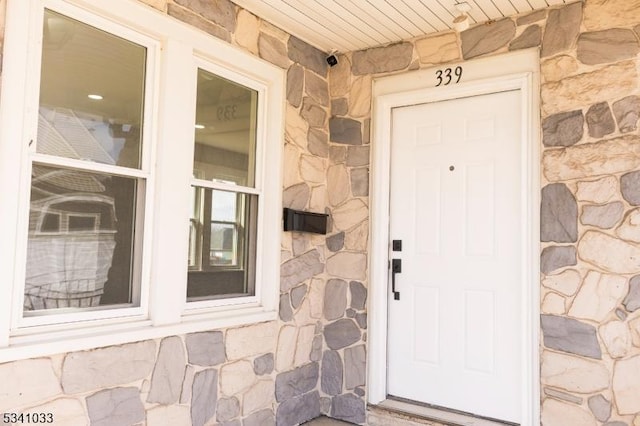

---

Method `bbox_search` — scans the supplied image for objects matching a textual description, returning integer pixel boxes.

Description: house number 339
[435,66,463,86]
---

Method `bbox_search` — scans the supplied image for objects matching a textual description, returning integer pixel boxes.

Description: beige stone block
[541,61,639,117]
[349,75,372,118]
[600,321,631,359]
[141,377,150,394]
[584,0,640,31]
[281,249,292,262]
[541,398,596,426]
[568,270,627,322]
[283,144,301,188]
[138,0,167,11]
[258,32,289,68]
[617,208,640,243]
[299,154,325,184]
[542,269,581,296]
[613,355,640,414]
[578,230,640,274]
[541,351,609,393]
[309,278,324,319]
[310,233,327,248]
[220,360,256,396]
[542,292,566,315]
[576,176,618,203]
[147,405,190,426]
[0,0,5,42]
[542,135,640,182]
[285,104,309,149]
[235,9,259,54]
[50,353,64,379]
[327,252,367,280]
[294,298,314,326]
[541,55,579,83]
[629,316,640,347]
[0,358,62,411]
[416,32,460,65]
[329,54,351,98]
[327,164,350,206]
[168,4,231,43]
[242,379,274,415]
[259,20,288,41]
[23,398,86,426]
[309,185,327,211]
[294,324,316,367]
[276,325,297,372]
[61,340,156,394]
[180,365,196,404]
[283,180,309,209]
[225,321,278,360]
[332,199,368,231]
[305,70,329,106]
[345,220,369,251]
[281,231,292,251]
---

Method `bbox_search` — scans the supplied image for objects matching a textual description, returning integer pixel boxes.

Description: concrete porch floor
[300,401,517,426]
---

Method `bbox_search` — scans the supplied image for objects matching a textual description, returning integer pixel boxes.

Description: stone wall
[0,0,368,425]
[0,0,6,85]
[328,0,640,424]
[2,0,640,424]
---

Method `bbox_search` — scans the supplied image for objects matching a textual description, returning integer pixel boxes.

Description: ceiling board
[402,0,451,31]
[231,0,571,53]
[528,0,551,8]
[507,0,534,12]
[323,0,395,44]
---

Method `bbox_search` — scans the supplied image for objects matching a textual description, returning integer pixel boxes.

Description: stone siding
[1,0,639,425]
[326,0,640,424]
[0,0,5,84]
[0,0,367,425]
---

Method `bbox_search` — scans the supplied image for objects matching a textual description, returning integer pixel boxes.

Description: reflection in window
[188,67,260,302]
[193,68,257,186]
[38,10,146,169]
[187,188,257,301]
[25,166,139,312]
[24,9,147,315]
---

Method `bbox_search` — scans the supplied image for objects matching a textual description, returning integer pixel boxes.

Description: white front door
[387,89,523,423]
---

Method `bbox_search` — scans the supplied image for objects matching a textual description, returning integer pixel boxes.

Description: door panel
[387,90,522,423]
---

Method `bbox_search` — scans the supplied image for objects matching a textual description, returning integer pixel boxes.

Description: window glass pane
[38,10,146,169]
[24,164,140,313]
[187,187,257,301]
[212,190,236,222]
[193,69,257,186]
[210,222,236,266]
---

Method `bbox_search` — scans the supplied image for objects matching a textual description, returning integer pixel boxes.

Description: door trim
[368,49,541,425]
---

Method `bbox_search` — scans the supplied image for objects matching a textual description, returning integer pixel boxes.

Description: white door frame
[368,49,541,425]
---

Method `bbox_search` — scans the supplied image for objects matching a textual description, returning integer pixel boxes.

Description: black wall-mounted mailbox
[283,208,328,235]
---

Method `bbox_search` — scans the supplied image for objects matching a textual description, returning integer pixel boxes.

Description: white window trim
[0,0,284,363]
[14,3,159,330]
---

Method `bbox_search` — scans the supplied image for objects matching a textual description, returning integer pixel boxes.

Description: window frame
[15,4,157,328]
[0,0,283,362]
[190,189,244,271]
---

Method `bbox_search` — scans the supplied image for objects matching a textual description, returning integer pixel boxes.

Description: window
[188,69,259,302]
[0,0,283,359]
[25,9,147,318]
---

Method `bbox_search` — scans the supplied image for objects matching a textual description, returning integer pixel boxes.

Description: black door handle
[391,259,401,300]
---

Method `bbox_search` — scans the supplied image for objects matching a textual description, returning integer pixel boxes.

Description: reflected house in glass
[24,109,118,310]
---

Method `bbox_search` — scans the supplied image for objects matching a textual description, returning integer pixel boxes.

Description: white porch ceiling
[231,0,571,53]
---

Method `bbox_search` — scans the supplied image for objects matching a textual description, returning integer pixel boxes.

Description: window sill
[1,306,277,363]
